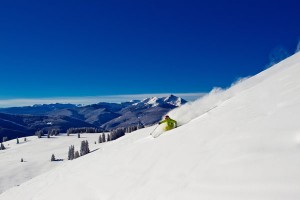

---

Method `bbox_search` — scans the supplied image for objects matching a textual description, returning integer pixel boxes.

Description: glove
[158,122,161,125]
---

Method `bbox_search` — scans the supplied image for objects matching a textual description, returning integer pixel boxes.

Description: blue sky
[0,0,299,105]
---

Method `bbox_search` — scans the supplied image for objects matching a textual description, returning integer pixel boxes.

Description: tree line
[67,127,102,135]
[35,129,60,138]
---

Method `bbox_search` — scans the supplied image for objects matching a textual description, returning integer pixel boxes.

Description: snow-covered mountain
[137,95,187,107]
[100,95,187,130]
[0,103,78,115]
[0,95,186,141]
[1,52,300,199]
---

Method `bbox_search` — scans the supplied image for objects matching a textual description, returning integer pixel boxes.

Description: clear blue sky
[0,0,299,100]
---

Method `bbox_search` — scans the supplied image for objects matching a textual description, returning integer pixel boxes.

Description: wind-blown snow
[168,52,299,125]
[1,53,300,200]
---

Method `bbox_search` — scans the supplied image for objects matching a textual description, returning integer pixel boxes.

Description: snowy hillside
[1,52,300,200]
[0,133,105,194]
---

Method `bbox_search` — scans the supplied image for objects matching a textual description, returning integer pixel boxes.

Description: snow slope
[0,133,105,194]
[1,52,300,200]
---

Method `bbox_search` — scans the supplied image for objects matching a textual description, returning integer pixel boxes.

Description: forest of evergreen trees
[67,127,102,135]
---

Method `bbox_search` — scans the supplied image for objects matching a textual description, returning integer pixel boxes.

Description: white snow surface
[1,53,300,199]
[0,133,104,194]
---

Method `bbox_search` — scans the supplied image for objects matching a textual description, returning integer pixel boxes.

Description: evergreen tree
[68,146,71,160]
[80,140,90,156]
[35,130,43,138]
[98,135,102,143]
[107,134,111,142]
[86,140,90,154]
[102,133,106,142]
[47,131,51,138]
[74,151,80,159]
[68,145,75,160]
[80,141,85,156]
[0,143,5,150]
[21,158,24,162]
[16,138,19,144]
[78,133,80,138]
[72,145,75,160]
[51,154,56,161]
[24,138,27,142]
[49,129,59,136]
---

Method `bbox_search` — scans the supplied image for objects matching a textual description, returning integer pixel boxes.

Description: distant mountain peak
[143,97,159,105]
[135,95,187,107]
[163,94,187,107]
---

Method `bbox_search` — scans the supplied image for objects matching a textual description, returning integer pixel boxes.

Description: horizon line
[0,93,206,108]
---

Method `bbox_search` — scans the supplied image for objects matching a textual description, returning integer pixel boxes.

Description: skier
[158,115,177,131]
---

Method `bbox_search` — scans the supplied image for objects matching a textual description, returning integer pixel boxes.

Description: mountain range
[0,95,187,142]
[1,51,300,200]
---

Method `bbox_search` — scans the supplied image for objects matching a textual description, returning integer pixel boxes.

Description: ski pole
[149,124,159,135]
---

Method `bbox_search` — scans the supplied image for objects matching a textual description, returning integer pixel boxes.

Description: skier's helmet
[165,115,170,119]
